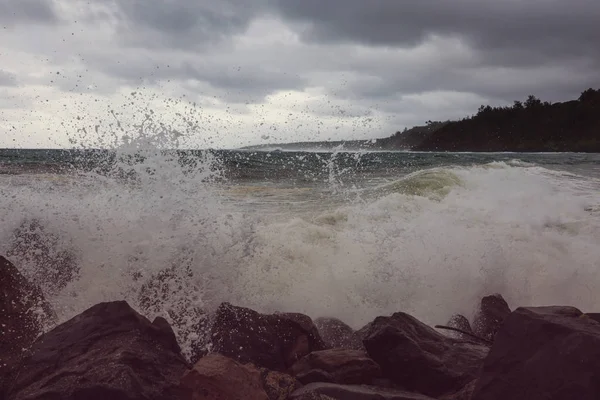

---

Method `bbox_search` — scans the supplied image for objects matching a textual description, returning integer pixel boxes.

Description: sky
[1,0,599,149]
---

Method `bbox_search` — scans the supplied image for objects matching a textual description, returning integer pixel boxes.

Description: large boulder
[472,294,511,342]
[179,353,269,400]
[6,301,189,400]
[209,303,326,371]
[289,382,436,400]
[472,306,600,400]
[314,317,363,350]
[290,349,381,385]
[0,256,55,397]
[363,312,489,398]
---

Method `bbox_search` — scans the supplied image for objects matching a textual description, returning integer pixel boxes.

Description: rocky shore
[3,254,600,400]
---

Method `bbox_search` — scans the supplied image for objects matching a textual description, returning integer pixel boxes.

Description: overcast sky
[1,0,599,149]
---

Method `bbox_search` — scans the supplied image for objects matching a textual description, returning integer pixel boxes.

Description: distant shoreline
[245,89,600,153]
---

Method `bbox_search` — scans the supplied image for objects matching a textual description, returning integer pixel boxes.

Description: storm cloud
[106,0,270,50]
[273,0,600,63]
[0,0,599,148]
[0,0,58,24]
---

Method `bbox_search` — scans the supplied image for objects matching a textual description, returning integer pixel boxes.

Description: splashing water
[1,96,600,358]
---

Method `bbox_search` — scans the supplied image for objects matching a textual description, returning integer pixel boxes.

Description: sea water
[1,146,599,358]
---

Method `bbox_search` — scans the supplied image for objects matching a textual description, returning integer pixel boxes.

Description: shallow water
[1,148,599,358]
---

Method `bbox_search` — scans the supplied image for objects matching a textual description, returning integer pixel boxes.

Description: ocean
[1,147,600,358]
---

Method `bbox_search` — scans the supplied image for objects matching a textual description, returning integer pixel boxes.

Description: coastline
[3,255,600,400]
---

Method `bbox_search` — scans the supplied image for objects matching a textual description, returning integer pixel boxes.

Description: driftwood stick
[435,325,493,345]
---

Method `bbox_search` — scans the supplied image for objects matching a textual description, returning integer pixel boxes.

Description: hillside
[415,89,600,152]
[242,89,600,153]
[242,121,447,151]
[373,121,448,149]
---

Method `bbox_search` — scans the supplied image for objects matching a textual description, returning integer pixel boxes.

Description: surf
[1,137,599,358]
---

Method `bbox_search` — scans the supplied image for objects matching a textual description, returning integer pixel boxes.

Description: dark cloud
[272,0,600,66]
[333,61,596,107]
[0,70,17,86]
[86,50,306,102]
[0,0,58,23]
[3,0,600,148]
[179,62,305,99]
[109,0,269,50]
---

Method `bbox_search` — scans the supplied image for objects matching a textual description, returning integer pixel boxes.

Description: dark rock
[472,306,600,400]
[138,265,209,362]
[472,294,511,342]
[363,312,489,398]
[0,256,55,397]
[179,353,268,400]
[441,380,477,400]
[6,301,189,400]
[584,312,600,324]
[6,219,79,295]
[315,317,363,349]
[209,302,326,371]
[448,314,473,334]
[289,382,436,400]
[290,349,381,385]
[278,312,327,365]
[260,369,302,400]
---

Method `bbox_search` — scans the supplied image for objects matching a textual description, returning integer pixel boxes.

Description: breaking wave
[1,126,599,358]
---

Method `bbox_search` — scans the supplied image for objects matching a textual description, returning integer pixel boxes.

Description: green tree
[524,95,542,109]
[579,88,600,104]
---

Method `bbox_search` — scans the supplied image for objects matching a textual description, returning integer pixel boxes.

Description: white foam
[1,153,599,357]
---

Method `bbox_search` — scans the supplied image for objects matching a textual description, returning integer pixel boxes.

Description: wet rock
[289,382,436,400]
[138,265,209,362]
[179,353,268,400]
[278,312,327,365]
[363,312,489,398]
[447,314,474,336]
[472,306,600,400]
[315,317,363,349]
[261,369,302,400]
[209,303,326,371]
[472,294,511,342]
[6,219,79,295]
[0,256,55,397]
[584,312,600,324]
[441,380,477,400]
[6,301,189,400]
[290,349,381,385]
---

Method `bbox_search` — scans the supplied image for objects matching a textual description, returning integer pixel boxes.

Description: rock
[6,219,79,295]
[363,312,489,398]
[6,301,189,400]
[278,312,327,365]
[260,369,302,400]
[179,353,268,400]
[447,314,473,335]
[472,294,511,342]
[472,306,600,400]
[290,349,381,385]
[315,317,363,349]
[209,303,326,371]
[138,265,209,362]
[289,383,436,400]
[584,312,600,324]
[0,256,55,397]
[441,380,477,400]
